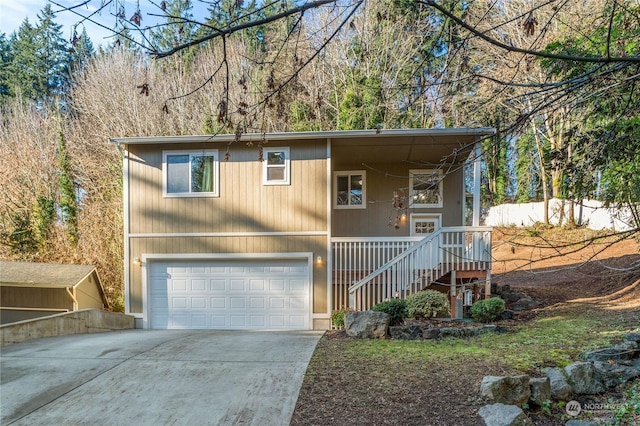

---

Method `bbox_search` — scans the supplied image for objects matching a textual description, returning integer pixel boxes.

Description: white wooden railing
[331,227,492,311]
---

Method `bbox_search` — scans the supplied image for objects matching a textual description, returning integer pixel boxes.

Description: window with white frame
[334,171,366,209]
[263,147,290,185]
[163,150,219,197]
[410,214,441,236]
[410,169,443,208]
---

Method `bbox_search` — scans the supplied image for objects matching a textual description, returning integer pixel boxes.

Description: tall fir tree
[34,4,71,99]
[0,33,12,100]
[69,27,95,74]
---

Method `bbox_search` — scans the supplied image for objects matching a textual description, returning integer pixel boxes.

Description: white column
[473,142,482,227]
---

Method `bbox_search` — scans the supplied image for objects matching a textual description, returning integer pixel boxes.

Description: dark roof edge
[110,128,496,145]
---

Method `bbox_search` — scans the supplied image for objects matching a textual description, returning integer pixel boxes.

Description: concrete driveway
[1,329,322,425]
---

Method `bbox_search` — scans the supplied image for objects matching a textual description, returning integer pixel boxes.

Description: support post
[450,270,457,319]
[473,142,482,227]
[485,270,492,299]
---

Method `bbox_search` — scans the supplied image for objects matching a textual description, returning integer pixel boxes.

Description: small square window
[334,171,366,209]
[410,214,441,236]
[263,147,290,185]
[410,170,443,208]
[163,150,219,197]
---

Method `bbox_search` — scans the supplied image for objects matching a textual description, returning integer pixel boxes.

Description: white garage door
[148,259,310,330]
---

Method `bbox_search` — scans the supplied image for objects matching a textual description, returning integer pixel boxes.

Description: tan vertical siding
[0,287,73,310]
[331,162,465,237]
[128,236,327,315]
[75,275,106,309]
[127,141,327,235]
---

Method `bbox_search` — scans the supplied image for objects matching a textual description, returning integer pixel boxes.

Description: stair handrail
[348,228,443,297]
[347,226,492,307]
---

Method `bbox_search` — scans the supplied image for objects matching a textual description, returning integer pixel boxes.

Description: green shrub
[331,307,353,329]
[372,299,408,326]
[470,297,506,323]
[406,290,450,319]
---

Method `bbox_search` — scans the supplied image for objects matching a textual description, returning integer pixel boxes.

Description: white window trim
[263,147,290,186]
[162,149,219,198]
[410,213,442,236]
[409,169,443,208]
[333,170,366,209]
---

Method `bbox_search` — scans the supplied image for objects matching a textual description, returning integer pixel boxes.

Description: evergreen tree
[150,0,196,52]
[34,4,71,99]
[5,19,42,100]
[0,33,12,100]
[69,27,95,74]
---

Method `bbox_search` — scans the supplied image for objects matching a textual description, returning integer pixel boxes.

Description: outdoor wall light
[316,255,323,264]
[133,257,141,265]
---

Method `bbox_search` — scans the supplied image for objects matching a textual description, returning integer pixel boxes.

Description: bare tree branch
[419,0,640,64]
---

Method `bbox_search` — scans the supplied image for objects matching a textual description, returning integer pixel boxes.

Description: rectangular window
[410,169,443,208]
[163,150,219,197]
[410,214,441,236]
[334,171,366,209]
[263,147,290,185]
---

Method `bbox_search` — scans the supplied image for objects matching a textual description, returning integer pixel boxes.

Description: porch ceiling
[331,133,488,166]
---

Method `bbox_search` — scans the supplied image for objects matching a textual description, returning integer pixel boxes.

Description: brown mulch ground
[291,228,640,426]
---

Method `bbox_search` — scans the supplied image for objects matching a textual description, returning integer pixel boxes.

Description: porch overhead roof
[111,128,495,165]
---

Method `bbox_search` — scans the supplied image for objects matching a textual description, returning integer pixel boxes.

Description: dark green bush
[406,290,450,319]
[372,299,408,326]
[470,297,506,323]
[331,307,353,329]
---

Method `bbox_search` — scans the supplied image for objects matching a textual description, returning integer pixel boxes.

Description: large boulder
[564,362,604,395]
[529,377,551,406]
[478,403,532,426]
[625,332,640,344]
[512,297,540,311]
[344,311,389,339]
[586,340,640,388]
[585,341,639,363]
[480,375,531,405]
[543,367,573,401]
[389,325,421,340]
[592,360,640,388]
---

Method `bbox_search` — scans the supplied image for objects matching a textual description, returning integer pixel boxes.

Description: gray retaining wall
[0,309,135,347]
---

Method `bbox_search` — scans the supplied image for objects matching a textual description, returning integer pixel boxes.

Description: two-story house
[111,128,495,330]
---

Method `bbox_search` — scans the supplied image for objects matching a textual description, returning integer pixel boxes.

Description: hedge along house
[111,128,495,330]
[0,261,108,324]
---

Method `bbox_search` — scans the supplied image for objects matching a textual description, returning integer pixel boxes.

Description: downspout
[66,287,79,311]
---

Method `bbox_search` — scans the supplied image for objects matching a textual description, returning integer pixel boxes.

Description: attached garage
[145,257,311,330]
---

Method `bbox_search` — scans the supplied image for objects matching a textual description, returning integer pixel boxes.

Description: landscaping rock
[512,297,540,311]
[480,375,531,405]
[439,327,462,338]
[564,362,604,395]
[586,341,639,363]
[544,367,573,401]
[500,310,515,320]
[344,311,389,339]
[565,421,598,426]
[500,288,529,304]
[422,328,440,339]
[592,360,640,388]
[528,377,550,406]
[478,403,532,426]
[625,332,640,344]
[389,325,421,340]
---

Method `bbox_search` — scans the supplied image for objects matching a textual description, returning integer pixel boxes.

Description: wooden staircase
[330,227,492,314]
